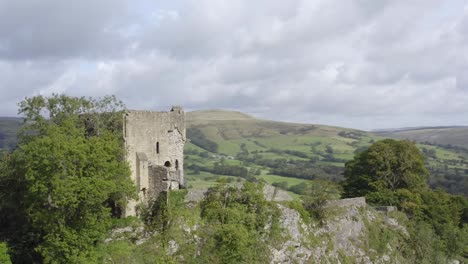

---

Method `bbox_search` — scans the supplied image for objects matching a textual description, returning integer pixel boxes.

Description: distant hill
[187,109,255,121]
[187,109,364,140]
[0,117,22,150]
[375,126,468,149]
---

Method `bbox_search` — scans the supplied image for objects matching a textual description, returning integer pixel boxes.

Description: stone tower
[123,106,186,216]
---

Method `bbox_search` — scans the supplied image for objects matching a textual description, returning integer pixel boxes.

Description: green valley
[184,110,468,196]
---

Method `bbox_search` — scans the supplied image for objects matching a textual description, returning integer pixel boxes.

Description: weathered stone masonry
[123,106,186,216]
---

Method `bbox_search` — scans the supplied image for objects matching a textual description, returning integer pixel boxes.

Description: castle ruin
[123,106,186,216]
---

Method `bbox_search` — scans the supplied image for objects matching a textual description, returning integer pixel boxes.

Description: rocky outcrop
[184,184,292,204]
[263,184,293,202]
[270,197,407,264]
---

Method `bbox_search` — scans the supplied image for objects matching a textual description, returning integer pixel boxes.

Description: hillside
[0,117,22,150]
[375,126,468,149]
[186,109,370,154]
[184,110,468,196]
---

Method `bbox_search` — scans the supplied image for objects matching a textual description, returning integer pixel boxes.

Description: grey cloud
[0,0,131,60]
[0,0,467,130]
[0,60,70,115]
[139,0,387,59]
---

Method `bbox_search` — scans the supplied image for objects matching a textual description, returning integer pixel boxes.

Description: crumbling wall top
[325,197,366,208]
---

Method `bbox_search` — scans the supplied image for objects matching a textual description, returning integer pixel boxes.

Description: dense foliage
[0,95,136,263]
[197,181,281,263]
[343,139,428,199]
[235,153,344,181]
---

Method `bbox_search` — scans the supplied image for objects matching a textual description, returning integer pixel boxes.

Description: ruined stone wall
[123,106,186,216]
[148,165,169,199]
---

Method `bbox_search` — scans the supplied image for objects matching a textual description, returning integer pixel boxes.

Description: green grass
[185,142,209,152]
[258,173,312,186]
[186,170,241,189]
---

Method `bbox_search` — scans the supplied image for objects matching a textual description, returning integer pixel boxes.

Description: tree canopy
[343,139,428,200]
[0,94,136,263]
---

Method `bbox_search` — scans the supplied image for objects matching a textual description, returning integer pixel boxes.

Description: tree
[303,180,342,221]
[0,95,136,263]
[343,139,428,200]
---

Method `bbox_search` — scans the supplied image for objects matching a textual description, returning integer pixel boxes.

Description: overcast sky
[0,0,467,130]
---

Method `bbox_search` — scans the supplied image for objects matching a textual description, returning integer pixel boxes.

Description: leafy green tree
[303,180,342,221]
[343,139,428,200]
[0,95,136,263]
